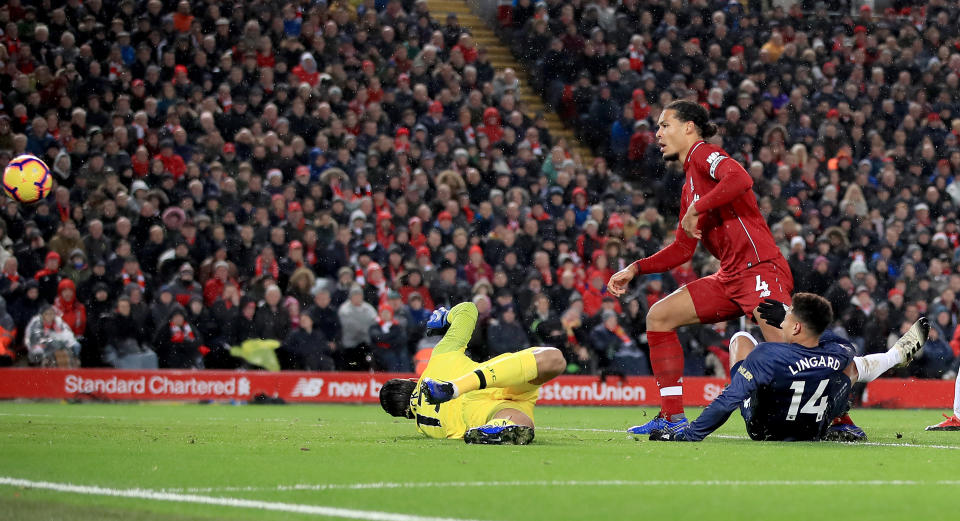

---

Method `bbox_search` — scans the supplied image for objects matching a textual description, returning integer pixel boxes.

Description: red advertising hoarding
[0,369,952,408]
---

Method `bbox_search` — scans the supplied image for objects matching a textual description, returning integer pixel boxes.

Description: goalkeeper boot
[421,378,457,405]
[893,317,930,367]
[464,419,535,445]
[824,414,867,442]
[627,414,688,436]
[926,414,960,431]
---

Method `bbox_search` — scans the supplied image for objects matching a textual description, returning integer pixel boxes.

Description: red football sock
[832,413,854,426]
[647,330,685,421]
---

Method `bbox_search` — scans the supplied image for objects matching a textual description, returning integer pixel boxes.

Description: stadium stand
[0,0,956,382]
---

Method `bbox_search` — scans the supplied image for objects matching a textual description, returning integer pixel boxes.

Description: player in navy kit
[648,293,929,442]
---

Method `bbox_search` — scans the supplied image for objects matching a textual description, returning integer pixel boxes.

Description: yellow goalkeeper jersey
[409,302,479,439]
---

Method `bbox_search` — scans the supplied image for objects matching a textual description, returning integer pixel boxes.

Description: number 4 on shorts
[755,275,771,298]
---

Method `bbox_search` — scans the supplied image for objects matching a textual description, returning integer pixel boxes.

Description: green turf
[1,402,958,521]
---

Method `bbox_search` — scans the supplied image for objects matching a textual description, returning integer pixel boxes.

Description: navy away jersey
[686,331,856,441]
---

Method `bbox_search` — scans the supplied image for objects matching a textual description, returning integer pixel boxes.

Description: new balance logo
[291,378,325,397]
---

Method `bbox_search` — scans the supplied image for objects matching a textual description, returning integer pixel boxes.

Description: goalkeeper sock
[648,331,685,421]
[852,349,902,383]
[451,349,539,395]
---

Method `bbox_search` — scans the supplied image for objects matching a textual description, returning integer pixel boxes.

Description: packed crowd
[0,0,955,379]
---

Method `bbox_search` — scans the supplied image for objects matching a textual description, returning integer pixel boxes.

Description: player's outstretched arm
[652,357,762,442]
[431,302,479,356]
[609,221,697,297]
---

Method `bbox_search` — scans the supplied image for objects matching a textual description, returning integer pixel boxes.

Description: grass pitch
[1,402,958,521]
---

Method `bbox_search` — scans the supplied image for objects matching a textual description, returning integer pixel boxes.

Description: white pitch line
[543,427,960,449]
[0,476,489,521]
[160,479,960,494]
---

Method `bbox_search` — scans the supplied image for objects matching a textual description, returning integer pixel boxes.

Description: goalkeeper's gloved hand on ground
[756,298,789,328]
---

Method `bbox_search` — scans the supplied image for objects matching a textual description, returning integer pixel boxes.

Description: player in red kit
[608,101,865,441]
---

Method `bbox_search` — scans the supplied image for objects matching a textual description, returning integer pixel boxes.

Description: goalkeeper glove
[756,298,789,328]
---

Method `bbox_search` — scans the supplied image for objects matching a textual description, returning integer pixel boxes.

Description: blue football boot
[824,421,867,442]
[627,415,688,436]
[464,419,535,445]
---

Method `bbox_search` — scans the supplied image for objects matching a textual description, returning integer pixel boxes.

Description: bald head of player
[656,100,719,163]
[780,293,834,347]
[380,379,417,418]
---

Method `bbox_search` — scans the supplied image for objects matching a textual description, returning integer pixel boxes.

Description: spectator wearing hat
[464,245,493,286]
[153,305,202,369]
[362,262,389,309]
[169,263,202,307]
[369,302,410,372]
[203,260,235,307]
[62,249,91,287]
[33,251,62,303]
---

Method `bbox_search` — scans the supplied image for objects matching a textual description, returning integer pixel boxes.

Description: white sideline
[542,427,960,449]
[160,478,960,494]
[0,476,488,521]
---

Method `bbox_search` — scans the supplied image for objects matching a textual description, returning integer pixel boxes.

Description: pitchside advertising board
[0,369,952,408]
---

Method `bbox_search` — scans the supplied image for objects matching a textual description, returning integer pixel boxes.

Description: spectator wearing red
[53,278,86,337]
[576,219,605,263]
[203,261,236,307]
[292,53,320,87]
[172,1,194,33]
[399,269,434,310]
[477,107,504,144]
[394,127,411,154]
[590,250,613,283]
[452,34,478,63]
[408,217,426,249]
[465,245,493,286]
[155,139,186,180]
[631,89,650,121]
[580,270,608,317]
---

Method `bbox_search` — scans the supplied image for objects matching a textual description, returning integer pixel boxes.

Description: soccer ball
[2,154,52,204]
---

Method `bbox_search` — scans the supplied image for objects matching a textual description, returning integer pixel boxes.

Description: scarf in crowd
[538,267,553,287]
[409,232,426,249]
[56,203,70,222]
[255,256,280,280]
[376,314,396,348]
[170,322,195,343]
[609,324,633,347]
[122,270,147,290]
[330,179,346,200]
[43,318,65,333]
[4,271,19,284]
[628,43,645,71]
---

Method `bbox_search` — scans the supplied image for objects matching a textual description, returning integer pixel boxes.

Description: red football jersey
[637,140,784,277]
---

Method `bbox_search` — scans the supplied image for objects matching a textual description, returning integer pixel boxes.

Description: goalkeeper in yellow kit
[378,302,566,444]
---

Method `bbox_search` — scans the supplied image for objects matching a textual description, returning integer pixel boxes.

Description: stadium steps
[426,0,594,162]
